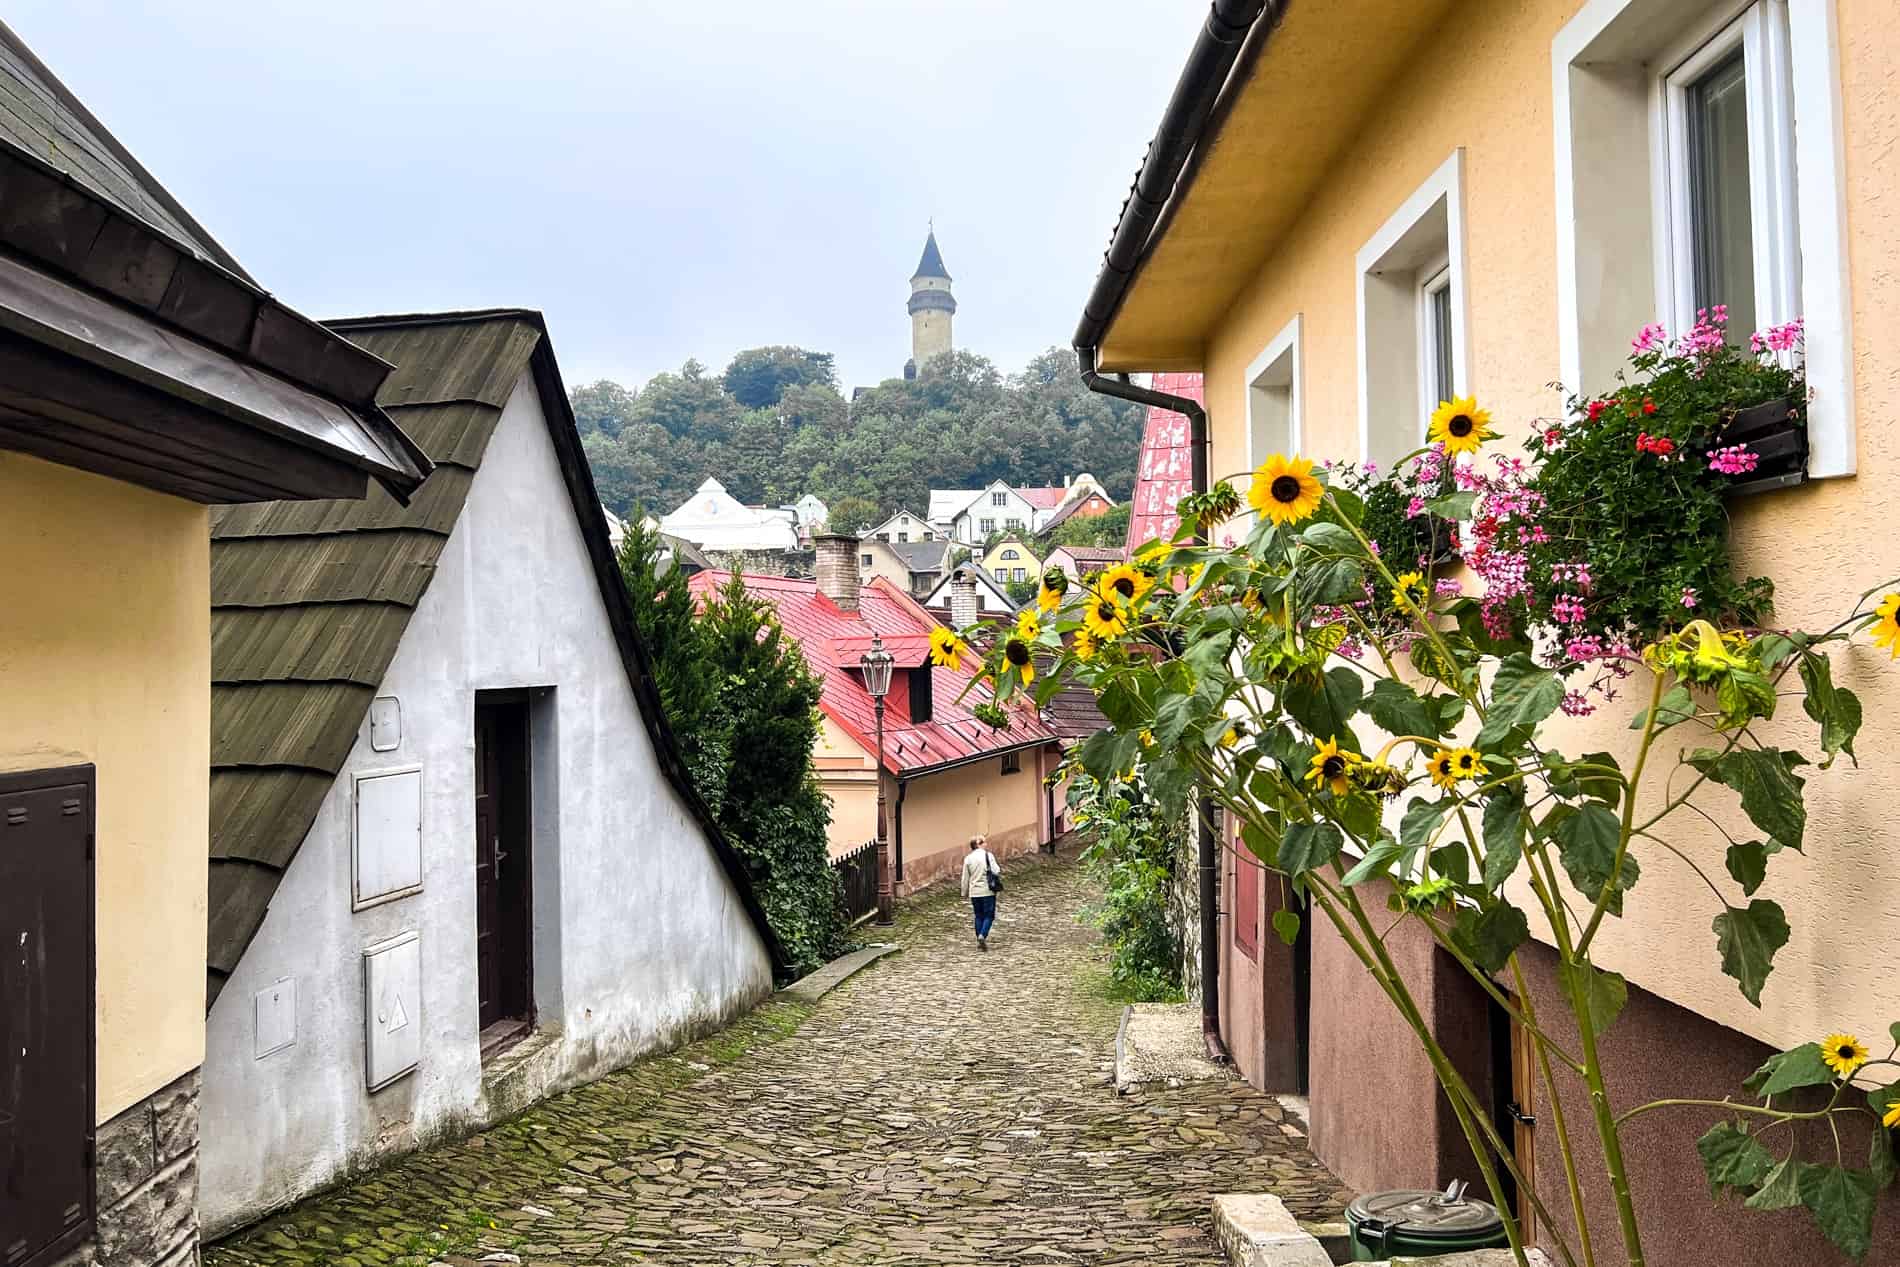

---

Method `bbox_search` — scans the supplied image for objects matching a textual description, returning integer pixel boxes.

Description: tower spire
[906,226,956,375]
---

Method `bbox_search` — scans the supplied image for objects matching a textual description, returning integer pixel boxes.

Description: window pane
[1687,50,1755,331]
[1429,282,1454,405]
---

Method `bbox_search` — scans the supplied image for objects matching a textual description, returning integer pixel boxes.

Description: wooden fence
[832,839,879,925]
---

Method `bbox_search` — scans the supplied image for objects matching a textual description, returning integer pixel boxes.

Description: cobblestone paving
[207,855,1352,1266]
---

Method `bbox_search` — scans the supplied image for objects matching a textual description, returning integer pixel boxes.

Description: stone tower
[905,228,955,378]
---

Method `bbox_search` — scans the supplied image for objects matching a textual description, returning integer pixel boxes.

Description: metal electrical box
[353,765,422,910]
[254,976,296,1059]
[362,930,421,1091]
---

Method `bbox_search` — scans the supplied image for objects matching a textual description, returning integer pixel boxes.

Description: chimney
[949,566,980,630]
[813,533,860,611]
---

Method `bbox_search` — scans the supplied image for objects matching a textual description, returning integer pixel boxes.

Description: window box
[1714,395,1806,496]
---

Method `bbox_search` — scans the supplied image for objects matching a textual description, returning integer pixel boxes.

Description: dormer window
[907,665,933,723]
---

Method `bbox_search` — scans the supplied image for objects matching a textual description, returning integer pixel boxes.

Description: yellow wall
[816,714,879,857]
[980,538,1040,584]
[0,453,210,1122]
[1188,0,1900,1051]
[897,753,1044,891]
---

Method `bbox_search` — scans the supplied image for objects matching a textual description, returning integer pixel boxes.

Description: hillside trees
[576,344,1145,527]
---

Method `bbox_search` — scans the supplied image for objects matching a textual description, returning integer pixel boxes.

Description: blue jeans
[972,895,996,939]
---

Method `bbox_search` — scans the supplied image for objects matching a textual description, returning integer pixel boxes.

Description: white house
[200,311,781,1235]
[791,493,828,531]
[863,507,935,543]
[940,479,1045,545]
[660,476,801,553]
[920,562,1018,616]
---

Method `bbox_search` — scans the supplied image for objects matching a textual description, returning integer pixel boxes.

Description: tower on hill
[905,227,955,378]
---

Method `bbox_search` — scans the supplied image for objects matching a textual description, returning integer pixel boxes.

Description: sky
[9,0,1205,394]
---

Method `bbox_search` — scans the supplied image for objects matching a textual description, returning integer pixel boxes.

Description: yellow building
[1076,1,1894,1261]
[0,25,425,1267]
[979,537,1042,588]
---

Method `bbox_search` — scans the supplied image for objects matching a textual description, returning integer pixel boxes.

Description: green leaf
[1298,557,1366,607]
[1754,632,1800,670]
[1554,801,1624,895]
[1866,1077,1900,1119]
[1481,789,1525,891]
[1725,841,1770,896]
[1692,748,1808,852]
[1280,821,1343,876]
[1151,692,1197,746]
[1799,651,1862,769]
[1400,798,1453,852]
[1451,902,1530,973]
[1717,667,1778,727]
[1568,962,1628,1037]
[1427,490,1479,519]
[1797,1164,1876,1260]
[1079,729,1141,784]
[1341,837,1406,886]
[1697,1120,1776,1193]
[1713,899,1791,1007]
[1575,751,1625,810]
[1366,677,1443,741]
[1745,1158,1807,1210]
[1272,908,1302,947]
[1630,684,1696,730]
[1746,1042,1835,1097]
[1239,822,1279,867]
[1282,667,1365,748]
[1871,1124,1896,1191]
[1477,653,1564,751]
[1298,521,1363,555]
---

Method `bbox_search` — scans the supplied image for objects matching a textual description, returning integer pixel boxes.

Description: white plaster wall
[200,373,774,1234]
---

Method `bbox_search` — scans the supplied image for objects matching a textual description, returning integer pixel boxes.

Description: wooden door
[1509,1014,1539,1242]
[474,696,533,1034]
[1,766,95,1267]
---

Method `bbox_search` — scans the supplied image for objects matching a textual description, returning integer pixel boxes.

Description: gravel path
[206,853,1350,1266]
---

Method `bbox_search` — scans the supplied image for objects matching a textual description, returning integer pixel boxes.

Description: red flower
[1543,426,1564,447]
[1585,400,1607,423]
[1642,396,1658,415]
[1634,432,1676,457]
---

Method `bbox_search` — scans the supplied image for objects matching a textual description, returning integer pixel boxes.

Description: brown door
[474,695,533,1035]
[1,766,95,1267]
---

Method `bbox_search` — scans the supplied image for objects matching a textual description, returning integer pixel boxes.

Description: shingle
[207,860,284,982]
[341,317,541,408]
[211,464,476,540]
[212,602,411,685]
[210,768,336,867]
[385,401,505,469]
[211,681,373,772]
[212,530,446,608]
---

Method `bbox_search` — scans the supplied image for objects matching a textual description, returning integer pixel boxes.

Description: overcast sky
[10,1,1203,393]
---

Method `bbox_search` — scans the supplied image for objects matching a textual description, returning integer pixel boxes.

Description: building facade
[198,312,778,1234]
[1081,0,1898,1261]
[980,537,1041,588]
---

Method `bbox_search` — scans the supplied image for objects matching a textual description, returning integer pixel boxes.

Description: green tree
[722,346,838,408]
[571,379,639,438]
[823,494,882,535]
[1046,503,1131,549]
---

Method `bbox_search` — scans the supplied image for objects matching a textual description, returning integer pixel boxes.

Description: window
[993,565,1007,580]
[992,491,1008,506]
[1001,548,1018,560]
[1001,751,1022,775]
[1245,314,1302,478]
[1012,567,1025,582]
[861,553,873,566]
[1555,0,1851,475]
[897,531,909,543]
[1233,850,1260,960]
[979,517,996,535]
[1005,516,1024,531]
[1357,150,1466,468]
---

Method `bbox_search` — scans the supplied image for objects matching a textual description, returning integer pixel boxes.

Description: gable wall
[200,373,772,1234]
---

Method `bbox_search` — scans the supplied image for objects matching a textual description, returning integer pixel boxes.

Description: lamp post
[859,633,896,925]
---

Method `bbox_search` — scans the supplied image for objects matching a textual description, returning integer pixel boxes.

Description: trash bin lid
[1346,1185,1504,1241]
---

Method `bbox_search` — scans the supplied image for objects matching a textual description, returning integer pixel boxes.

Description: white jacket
[961,849,998,899]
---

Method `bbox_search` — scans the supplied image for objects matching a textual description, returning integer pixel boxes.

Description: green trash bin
[1345,1180,1508,1260]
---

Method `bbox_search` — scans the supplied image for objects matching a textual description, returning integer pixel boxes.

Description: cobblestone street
[207,855,1351,1266]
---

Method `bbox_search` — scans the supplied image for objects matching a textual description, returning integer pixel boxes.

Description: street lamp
[859,632,896,925]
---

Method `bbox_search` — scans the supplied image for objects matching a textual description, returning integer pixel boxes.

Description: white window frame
[1242,313,1303,471]
[1355,149,1468,469]
[1416,258,1455,431]
[1653,5,1800,336]
[1554,0,1853,477]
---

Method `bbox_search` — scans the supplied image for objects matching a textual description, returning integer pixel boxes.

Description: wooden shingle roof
[206,310,786,1004]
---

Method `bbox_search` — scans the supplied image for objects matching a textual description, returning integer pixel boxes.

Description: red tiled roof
[688,572,1056,776]
[1017,485,1068,509]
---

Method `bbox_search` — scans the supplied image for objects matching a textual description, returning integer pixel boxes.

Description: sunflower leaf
[1481,788,1525,891]
[1476,653,1564,751]
[1565,962,1628,1038]
[1797,1164,1877,1260]
[1689,748,1808,852]
[1697,1121,1776,1193]
[1745,1043,1835,1097]
[1713,899,1791,1007]
[1725,841,1770,897]
[1078,729,1141,785]
[1341,836,1406,886]
[1281,668,1364,748]
[1871,1125,1897,1191]
[1798,651,1862,769]
[1554,801,1625,896]
[1630,684,1696,730]
[1450,901,1529,974]
[1427,490,1479,519]
[1280,822,1343,876]
[1298,522,1363,556]
[1297,557,1366,607]
[1400,798,1453,853]
[1366,676,1443,741]
[1271,908,1302,947]
[1745,1158,1808,1210]
[1239,822,1279,868]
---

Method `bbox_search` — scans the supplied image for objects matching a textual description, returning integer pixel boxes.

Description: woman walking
[960,834,1001,950]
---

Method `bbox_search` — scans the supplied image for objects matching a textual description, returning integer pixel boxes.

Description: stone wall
[1170,809,1202,1005]
[56,1068,201,1267]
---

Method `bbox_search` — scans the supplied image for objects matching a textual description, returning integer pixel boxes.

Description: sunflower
[1037,566,1070,613]
[1429,746,1482,790]
[1099,562,1153,608]
[1083,591,1131,641]
[1015,608,1042,641]
[928,626,968,671]
[1872,592,1900,659]
[1392,570,1429,610]
[1821,1033,1869,1078]
[1306,737,1361,797]
[1139,728,1155,748]
[1247,453,1325,526]
[1353,759,1408,799]
[1002,634,1035,684]
[1884,1100,1900,1130]
[1072,627,1099,660]
[1428,396,1497,456]
[1220,726,1241,749]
